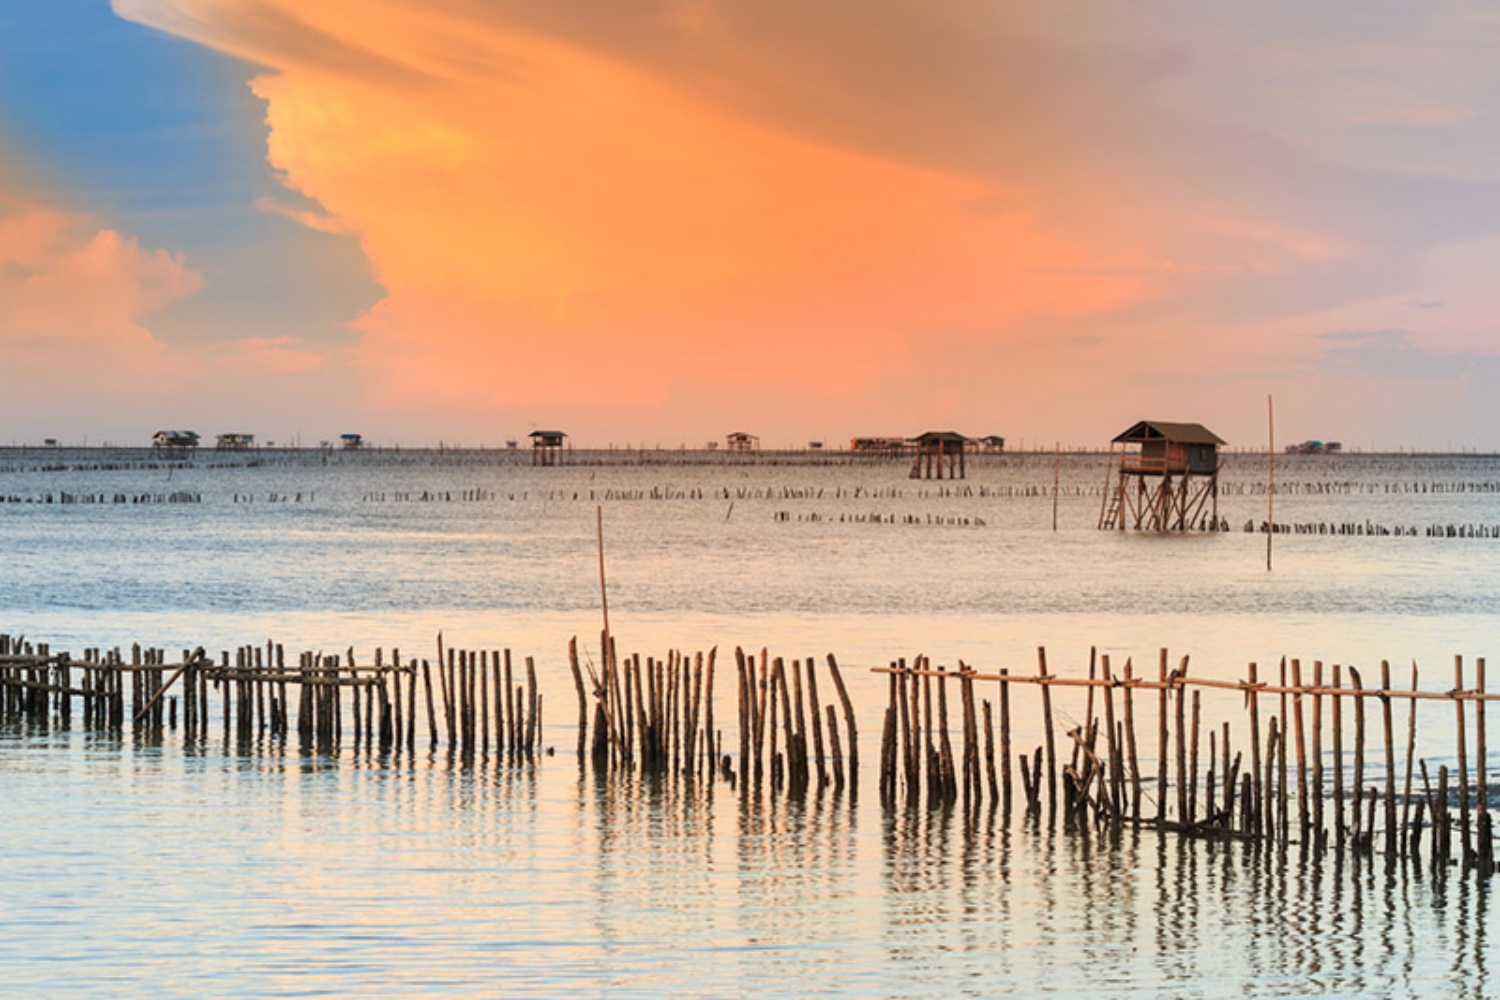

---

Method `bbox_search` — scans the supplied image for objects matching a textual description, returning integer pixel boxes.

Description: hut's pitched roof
[1112,420,1224,446]
[913,430,968,444]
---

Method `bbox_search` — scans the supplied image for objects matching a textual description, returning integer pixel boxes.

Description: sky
[3,1,1500,450]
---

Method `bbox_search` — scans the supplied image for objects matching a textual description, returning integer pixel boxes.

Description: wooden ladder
[1097,445,1121,529]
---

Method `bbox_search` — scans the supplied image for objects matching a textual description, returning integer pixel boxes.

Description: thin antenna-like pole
[597,505,611,643]
[1052,442,1060,531]
[1267,394,1275,572]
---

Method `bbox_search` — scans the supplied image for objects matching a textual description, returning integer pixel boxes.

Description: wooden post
[1311,661,1324,847]
[1331,665,1344,844]
[1000,668,1013,814]
[1456,655,1473,868]
[1402,661,1419,860]
[1040,647,1058,820]
[1158,649,1170,827]
[1123,659,1141,820]
[1266,393,1275,571]
[1478,658,1491,875]
[1241,661,1260,834]
[827,654,859,782]
[1381,660,1397,856]
[1351,667,1366,849]
[1291,659,1310,844]
[1188,689,1201,828]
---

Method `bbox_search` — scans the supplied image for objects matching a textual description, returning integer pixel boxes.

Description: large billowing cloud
[114,1,1500,448]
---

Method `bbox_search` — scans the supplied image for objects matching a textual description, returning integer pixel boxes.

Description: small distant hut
[1100,420,1224,531]
[1285,439,1342,455]
[151,430,199,459]
[530,429,567,466]
[850,437,911,460]
[340,433,364,450]
[726,431,759,453]
[976,435,1006,454]
[910,430,968,480]
[215,433,255,452]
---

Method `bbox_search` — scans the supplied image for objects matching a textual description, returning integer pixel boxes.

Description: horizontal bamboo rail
[873,664,1500,703]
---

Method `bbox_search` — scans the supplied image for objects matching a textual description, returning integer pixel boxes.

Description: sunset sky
[4,2,1500,450]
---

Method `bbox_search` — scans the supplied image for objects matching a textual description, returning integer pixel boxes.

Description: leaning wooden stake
[826,654,859,783]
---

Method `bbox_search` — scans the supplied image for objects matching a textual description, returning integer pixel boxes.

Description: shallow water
[2,448,1498,995]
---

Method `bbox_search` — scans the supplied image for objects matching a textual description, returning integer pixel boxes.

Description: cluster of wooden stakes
[875,648,1497,878]
[2,632,1497,880]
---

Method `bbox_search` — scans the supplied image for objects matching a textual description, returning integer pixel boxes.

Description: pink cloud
[0,195,202,397]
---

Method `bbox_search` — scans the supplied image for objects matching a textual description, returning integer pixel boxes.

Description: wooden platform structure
[1100,420,1223,530]
[150,430,199,459]
[530,430,567,466]
[215,433,254,452]
[909,431,967,480]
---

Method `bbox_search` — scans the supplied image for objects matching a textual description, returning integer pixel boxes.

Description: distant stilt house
[151,430,200,459]
[340,433,364,450]
[215,433,254,452]
[530,429,567,466]
[1099,420,1224,531]
[910,431,968,480]
[1285,439,1342,455]
[726,431,759,453]
[850,437,910,459]
[976,435,1006,454]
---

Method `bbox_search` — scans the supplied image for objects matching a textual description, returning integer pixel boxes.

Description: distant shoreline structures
[1,443,1495,468]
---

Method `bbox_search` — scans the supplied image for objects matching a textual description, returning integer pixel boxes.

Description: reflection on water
[0,719,1496,996]
[4,452,1500,995]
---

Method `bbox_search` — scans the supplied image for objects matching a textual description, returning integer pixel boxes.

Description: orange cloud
[0,195,201,388]
[117,1,1156,431]
[115,1,1500,448]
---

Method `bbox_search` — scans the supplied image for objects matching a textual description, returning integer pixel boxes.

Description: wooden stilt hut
[1099,420,1223,531]
[910,431,968,480]
[530,430,567,466]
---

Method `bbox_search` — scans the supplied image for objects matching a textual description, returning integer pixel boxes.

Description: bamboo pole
[1000,668,1013,814]
[1102,655,1121,820]
[1401,661,1419,860]
[1267,393,1275,571]
[1311,661,1324,848]
[984,699,999,805]
[827,654,859,781]
[1381,660,1397,856]
[1123,659,1141,820]
[1039,647,1058,819]
[1248,661,1262,836]
[1292,659,1309,843]
[1188,689,1201,828]
[1456,655,1473,868]
[1331,665,1344,844]
[1352,667,1366,850]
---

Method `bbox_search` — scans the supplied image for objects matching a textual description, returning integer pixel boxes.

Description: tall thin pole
[597,505,611,645]
[1052,442,1060,532]
[1267,394,1275,572]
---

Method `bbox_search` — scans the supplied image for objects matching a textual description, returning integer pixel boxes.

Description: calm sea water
[2,448,1498,996]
